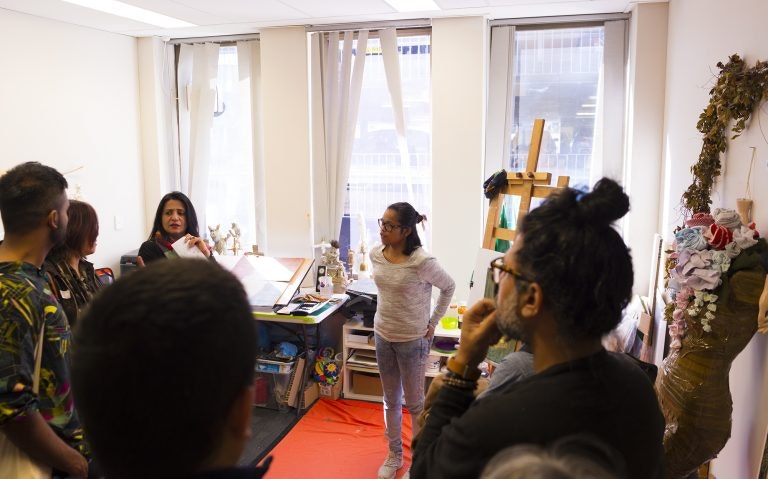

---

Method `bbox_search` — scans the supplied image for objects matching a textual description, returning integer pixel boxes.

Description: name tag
[60,290,72,299]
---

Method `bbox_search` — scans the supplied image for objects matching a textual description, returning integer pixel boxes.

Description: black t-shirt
[412,349,665,479]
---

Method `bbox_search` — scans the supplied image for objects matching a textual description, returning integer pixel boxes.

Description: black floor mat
[238,406,299,466]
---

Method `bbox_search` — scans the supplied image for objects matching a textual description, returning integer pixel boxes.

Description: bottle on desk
[457,301,467,328]
[319,275,334,298]
[447,298,459,328]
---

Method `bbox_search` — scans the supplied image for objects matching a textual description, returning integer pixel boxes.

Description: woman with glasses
[371,202,455,479]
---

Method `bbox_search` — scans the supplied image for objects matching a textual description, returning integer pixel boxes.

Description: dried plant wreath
[683,54,768,215]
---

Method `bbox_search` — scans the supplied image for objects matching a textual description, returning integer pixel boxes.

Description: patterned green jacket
[0,261,87,455]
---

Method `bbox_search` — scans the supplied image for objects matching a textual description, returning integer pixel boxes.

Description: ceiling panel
[118,0,231,25]
[0,0,161,30]
[282,0,396,17]
[174,0,310,22]
[0,0,651,38]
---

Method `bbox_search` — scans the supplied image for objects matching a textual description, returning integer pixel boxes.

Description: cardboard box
[319,380,342,400]
[302,382,319,410]
[352,371,383,397]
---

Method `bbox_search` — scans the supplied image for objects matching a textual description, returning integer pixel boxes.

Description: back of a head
[516,178,633,339]
[0,162,68,236]
[481,435,626,479]
[71,259,256,479]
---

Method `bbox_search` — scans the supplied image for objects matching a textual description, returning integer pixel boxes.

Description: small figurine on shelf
[348,248,356,275]
[357,241,371,279]
[208,224,230,256]
[321,240,349,293]
[228,222,241,256]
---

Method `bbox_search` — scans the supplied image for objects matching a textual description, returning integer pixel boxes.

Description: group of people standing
[0,160,666,479]
[0,162,223,478]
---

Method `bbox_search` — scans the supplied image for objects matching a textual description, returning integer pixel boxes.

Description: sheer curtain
[236,40,267,252]
[176,43,219,234]
[310,30,369,245]
[380,28,415,204]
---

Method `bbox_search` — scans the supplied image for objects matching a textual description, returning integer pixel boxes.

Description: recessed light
[61,0,196,28]
[383,0,440,13]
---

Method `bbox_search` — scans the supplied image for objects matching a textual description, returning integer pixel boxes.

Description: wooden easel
[482,119,570,249]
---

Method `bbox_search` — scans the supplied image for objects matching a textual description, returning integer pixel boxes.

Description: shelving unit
[342,317,461,403]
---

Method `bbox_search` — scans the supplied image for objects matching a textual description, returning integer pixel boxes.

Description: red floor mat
[259,398,412,478]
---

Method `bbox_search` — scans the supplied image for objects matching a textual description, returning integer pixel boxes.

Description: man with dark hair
[411,178,665,479]
[71,258,270,479]
[0,162,90,476]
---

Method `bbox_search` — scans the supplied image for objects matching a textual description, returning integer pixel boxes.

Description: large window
[341,33,432,260]
[509,26,604,188]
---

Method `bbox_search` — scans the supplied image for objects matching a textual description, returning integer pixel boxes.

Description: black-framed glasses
[489,257,530,285]
[378,218,403,232]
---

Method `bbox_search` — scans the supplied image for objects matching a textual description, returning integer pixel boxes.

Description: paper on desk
[216,255,302,282]
[171,237,209,259]
[244,281,286,307]
[217,255,288,307]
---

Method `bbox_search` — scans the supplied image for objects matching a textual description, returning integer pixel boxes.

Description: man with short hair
[71,258,270,479]
[411,178,665,479]
[0,162,90,477]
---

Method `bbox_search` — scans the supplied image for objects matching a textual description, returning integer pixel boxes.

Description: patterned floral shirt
[0,261,87,455]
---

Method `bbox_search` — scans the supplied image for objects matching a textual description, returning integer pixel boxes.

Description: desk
[253,294,348,415]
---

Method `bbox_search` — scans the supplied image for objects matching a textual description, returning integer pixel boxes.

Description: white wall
[0,9,144,274]
[662,0,768,476]
[260,27,313,259]
[431,17,488,301]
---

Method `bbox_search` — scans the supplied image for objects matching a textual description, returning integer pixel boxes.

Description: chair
[95,267,115,286]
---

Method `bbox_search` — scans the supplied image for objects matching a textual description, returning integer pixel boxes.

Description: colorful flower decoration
[666,208,762,351]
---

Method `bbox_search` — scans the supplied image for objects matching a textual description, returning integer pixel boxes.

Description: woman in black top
[44,199,102,327]
[139,191,212,264]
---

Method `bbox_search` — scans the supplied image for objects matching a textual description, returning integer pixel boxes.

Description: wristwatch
[447,356,481,381]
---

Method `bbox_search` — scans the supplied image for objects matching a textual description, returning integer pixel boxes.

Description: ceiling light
[61,0,195,28]
[576,112,596,116]
[581,103,596,108]
[383,0,440,13]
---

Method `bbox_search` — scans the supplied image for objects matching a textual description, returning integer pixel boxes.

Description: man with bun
[411,178,665,479]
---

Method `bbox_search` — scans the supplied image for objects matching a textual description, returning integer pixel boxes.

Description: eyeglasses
[489,257,530,285]
[378,218,403,232]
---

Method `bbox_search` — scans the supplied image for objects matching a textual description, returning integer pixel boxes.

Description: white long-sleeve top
[370,244,456,342]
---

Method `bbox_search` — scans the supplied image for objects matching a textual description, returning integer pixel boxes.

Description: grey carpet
[238,406,299,467]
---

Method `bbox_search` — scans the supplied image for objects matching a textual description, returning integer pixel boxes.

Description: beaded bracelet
[442,371,477,391]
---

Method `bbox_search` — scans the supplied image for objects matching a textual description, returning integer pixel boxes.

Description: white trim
[490,13,630,27]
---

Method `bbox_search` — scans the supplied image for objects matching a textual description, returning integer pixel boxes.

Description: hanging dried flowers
[682,54,768,215]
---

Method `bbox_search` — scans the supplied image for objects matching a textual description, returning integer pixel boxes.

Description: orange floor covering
[258,398,412,479]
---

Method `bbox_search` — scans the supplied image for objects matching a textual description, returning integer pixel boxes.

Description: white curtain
[379,28,415,204]
[310,30,368,245]
[176,43,219,234]
[237,40,267,252]
[485,25,516,179]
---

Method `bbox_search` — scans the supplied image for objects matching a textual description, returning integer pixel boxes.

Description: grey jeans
[375,333,431,455]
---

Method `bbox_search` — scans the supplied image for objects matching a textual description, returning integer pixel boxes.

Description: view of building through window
[509,26,604,189]
[499,26,604,227]
[341,33,432,262]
